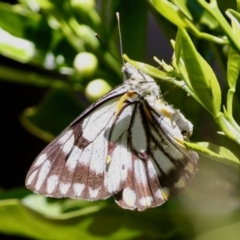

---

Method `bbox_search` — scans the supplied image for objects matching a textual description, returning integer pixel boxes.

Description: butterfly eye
[124,66,135,78]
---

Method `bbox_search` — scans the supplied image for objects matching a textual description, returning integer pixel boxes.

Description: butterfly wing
[111,100,198,211]
[25,85,131,200]
[147,102,198,194]
[26,64,198,211]
[110,102,167,210]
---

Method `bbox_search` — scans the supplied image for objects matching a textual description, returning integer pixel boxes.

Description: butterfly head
[122,63,160,99]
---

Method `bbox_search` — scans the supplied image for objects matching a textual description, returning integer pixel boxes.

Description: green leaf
[0,196,196,240]
[226,10,240,38]
[150,0,192,28]
[176,28,221,117]
[226,45,240,116]
[0,2,40,38]
[171,0,220,30]
[124,54,202,100]
[0,199,110,240]
[123,54,169,80]
[215,113,240,144]
[227,47,240,90]
[185,141,240,167]
[0,65,64,86]
[22,195,109,220]
[21,0,55,10]
[150,0,226,44]
[0,2,56,65]
[21,83,84,142]
[0,28,35,62]
[226,10,240,89]
[197,0,240,52]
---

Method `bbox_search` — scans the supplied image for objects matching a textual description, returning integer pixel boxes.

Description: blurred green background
[1,0,240,239]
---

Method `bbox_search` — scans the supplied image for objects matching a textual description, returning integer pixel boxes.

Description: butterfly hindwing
[110,102,167,210]
[113,99,198,211]
[146,99,198,197]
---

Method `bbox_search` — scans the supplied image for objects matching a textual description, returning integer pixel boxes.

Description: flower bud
[85,79,112,102]
[73,52,98,77]
[70,0,95,12]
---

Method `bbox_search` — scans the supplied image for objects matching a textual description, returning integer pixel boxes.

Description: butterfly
[25,62,199,211]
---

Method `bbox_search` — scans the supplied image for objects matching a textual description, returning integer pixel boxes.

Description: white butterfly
[25,63,198,211]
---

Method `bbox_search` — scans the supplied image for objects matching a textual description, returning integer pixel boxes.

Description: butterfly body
[26,63,198,211]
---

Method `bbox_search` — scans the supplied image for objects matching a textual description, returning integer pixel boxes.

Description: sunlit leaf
[176,28,221,117]
[185,141,239,167]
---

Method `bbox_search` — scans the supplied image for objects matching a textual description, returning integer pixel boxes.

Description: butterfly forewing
[26,94,123,199]
[26,63,199,211]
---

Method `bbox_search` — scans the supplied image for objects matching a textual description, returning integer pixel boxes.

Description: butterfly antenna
[95,33,121,63]
[116,12,124,64]
[160,83,185,99]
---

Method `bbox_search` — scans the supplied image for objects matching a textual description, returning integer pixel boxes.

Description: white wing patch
[78,143,93,167]
[47,175,59,194]
[89,132,107,175]
[34,153,47,167]
[82,99,118,140]
[26,170,37,186]
[35,159,51,191]
[60,182,71,194]
[151,147,175,174]
[130,107,147,153]
[59,130,74,155]
[89,187,101,199]
[122,187,137,207]
[73,183,85,197]
[65,145,81,171]
[139,196,153,207]
[134,159,148,185]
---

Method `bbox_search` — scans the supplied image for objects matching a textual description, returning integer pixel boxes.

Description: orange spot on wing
[143,104,152,121]
[114,91,138,116]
